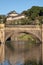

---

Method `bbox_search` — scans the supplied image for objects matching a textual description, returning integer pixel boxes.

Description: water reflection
[0,60,11,65]
[0,59,42,65]
[5,40,42,65]
[0,60,24,65]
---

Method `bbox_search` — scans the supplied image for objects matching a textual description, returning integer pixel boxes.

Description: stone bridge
[0,24,43,64]
[5,25,41,41]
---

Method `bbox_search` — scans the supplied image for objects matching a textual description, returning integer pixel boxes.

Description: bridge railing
[5,25,41,28]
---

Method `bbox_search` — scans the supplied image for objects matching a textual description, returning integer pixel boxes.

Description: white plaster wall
[7,15,25,21]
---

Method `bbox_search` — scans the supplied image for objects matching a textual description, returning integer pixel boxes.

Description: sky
[0,0,43,15]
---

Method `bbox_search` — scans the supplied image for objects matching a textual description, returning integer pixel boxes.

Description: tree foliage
[0,6,43,25]
[0,15,6,23]
[22,6,43,24]
[22,6,43,17]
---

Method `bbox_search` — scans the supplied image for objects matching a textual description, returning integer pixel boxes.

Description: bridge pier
[0,24,5,63]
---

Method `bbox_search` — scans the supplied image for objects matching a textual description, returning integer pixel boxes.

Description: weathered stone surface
[0,24,42,64]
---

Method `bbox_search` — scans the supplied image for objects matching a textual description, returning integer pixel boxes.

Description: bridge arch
[6,31,41,46]
[18,31,41,42]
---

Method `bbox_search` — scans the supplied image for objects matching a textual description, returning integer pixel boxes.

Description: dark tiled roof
[8,10,18,15]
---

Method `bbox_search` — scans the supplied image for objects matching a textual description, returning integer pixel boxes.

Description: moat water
[0,41,42,65]
[0,60,24,65]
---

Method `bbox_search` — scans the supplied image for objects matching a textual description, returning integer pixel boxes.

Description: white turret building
[6,11,25,21]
